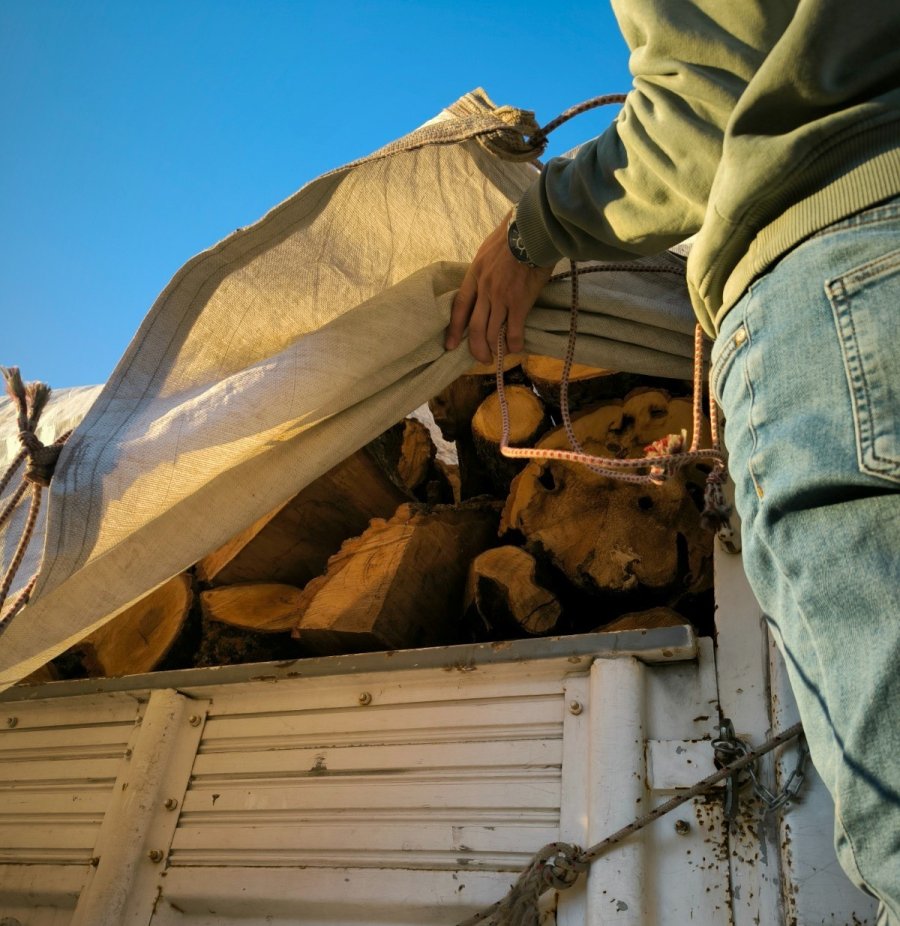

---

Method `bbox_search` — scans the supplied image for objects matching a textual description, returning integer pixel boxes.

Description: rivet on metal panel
[5,717,17,728]
[568,700,583,715]
[674,819,691,835]
[164,798,179,811]
[188,714,202,726]
[147,849,165,863]
[358,692,373,706]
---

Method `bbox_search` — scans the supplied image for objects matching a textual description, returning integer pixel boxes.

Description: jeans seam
[710,335,739,407]
[742,299,765,500]
[829,277,875,474]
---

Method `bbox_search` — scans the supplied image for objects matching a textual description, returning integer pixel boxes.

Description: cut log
[365,417,436,496]
[501,390,713,597]
[522,354,640,411]
[200,583,305,633]
[597,606,688,633]
[429,375,497,499]
[77,574,193,678]
[465,545,561,636]
[471,385,550,493]
[196,447,410,587]
[293,501,500,655]
[195,504,289,585]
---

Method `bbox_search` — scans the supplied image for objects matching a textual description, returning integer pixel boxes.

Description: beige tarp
[0,90,696,690]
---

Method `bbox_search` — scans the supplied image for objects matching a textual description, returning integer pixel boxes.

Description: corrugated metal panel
[171,666,566,874]
[0,609,874,925]
[0,691,145,923]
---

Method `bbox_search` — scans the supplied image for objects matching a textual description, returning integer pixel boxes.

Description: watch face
[507,219,534,266]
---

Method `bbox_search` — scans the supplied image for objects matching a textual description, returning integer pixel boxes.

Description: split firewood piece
[522,355,639,411]
[465,545,561,636]
[597,606,688,633]
[77,574,193,678]
[196,448,410,587]
[471,386,551,493]
[365,417,436,496]
[293,501,500,655]
[501,390,713,596]
[200,583,305,633]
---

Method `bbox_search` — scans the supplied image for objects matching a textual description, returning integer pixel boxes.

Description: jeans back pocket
[827,245,900,485]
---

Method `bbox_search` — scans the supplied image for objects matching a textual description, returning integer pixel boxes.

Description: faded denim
[711,195,900,920]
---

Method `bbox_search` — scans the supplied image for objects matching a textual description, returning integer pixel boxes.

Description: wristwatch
[507,206,539,268]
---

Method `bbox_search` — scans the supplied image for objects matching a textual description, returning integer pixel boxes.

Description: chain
[713,718,809,821]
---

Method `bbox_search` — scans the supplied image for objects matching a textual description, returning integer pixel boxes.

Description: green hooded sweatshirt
[514,0,900,335]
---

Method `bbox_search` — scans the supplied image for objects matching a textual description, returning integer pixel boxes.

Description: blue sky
[1,1,630,388]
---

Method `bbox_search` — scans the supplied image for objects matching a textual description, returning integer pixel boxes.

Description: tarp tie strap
[456,722,804,926]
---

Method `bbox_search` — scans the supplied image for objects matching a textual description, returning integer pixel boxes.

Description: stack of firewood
[45,356,714,681]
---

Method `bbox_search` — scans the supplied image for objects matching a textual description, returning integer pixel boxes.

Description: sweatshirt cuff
[514,178,566,268]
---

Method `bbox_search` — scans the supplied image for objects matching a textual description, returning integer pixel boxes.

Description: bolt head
[6,717,18,728]
[188,714,202,726]
[358,692,372,706]
[147,849,164,863]
[164,798,179,811]
[568,700,583,716]
[674,819,691,835]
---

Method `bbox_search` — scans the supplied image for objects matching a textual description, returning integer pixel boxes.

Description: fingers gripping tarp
[0,90,696,689]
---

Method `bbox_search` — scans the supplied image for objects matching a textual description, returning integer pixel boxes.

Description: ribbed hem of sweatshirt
[514,178,566,268]
[699,131,900,334]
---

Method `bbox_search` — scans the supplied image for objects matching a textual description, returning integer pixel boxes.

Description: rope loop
[1,366,69,625]
[482,92,629,162]
[525,93,628,155]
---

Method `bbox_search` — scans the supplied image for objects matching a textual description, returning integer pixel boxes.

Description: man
[446,0,900,918]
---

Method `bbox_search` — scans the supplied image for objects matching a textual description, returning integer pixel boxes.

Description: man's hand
[445,213,554,364]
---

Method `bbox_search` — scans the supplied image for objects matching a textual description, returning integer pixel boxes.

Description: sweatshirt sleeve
[514,0,792,266]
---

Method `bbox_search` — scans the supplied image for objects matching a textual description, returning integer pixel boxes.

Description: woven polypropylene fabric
[0,90,696,689]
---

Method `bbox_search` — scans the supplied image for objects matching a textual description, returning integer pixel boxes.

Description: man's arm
[447,0,788,361]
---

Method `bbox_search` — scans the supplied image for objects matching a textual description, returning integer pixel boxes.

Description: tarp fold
[0,90,696,689]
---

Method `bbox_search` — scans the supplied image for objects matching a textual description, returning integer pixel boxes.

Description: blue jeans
[711,195,900,920]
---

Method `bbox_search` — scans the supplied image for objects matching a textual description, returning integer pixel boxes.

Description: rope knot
[644,429,688,484]
[23,442,65,488]
[18,429,43,455]
[540,842,588,890]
